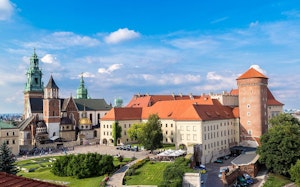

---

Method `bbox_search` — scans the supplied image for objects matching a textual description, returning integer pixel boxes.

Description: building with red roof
[100,66,283,164]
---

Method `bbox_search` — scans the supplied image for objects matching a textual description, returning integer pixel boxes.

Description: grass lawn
[263,173,292,187]
[125,161,172,185]
[17,155,131,187]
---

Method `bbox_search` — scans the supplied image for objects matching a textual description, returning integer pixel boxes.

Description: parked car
[243,173,254,184]
[131,146,139,152]
[237,176,248,186]
[126,145,132,151]
[224,155,230,160]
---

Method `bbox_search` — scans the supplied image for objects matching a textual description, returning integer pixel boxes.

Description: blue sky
[1,0,300,113]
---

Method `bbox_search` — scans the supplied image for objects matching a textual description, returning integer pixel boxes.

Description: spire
[45,75,59,89]
[76,73,88,99]
[44,75,59,99]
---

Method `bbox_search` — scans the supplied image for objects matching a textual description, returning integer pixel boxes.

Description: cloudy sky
[1,0,300,113]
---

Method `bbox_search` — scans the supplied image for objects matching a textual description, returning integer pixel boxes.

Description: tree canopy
[127,123,144,143]
[0,142,18,175]
[138,114,163,152]
[257,113,300,175]
[51,153,114,179]
[112,121,122,146]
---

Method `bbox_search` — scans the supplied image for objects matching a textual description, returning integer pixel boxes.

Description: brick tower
[43,75,61,138]
[237,67,268,147]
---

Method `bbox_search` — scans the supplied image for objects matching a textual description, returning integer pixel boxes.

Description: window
[248,130,252,135]
[166,131,168,135]
[6,140,9,145]
[171,138,174,143]
[247,112,251,116]
[193,126,196,131]
[13,132,14,136]
[186,126,190,131]
[247,121,251,125]
[124,131,126,135]
[165,138,168,142]
[166,124,168,127]
[171,124,173,127]
[171,131,173,135]
[13,140,15,144]
[193,134,197,140]
[124,124,126,128]
[247,104,251,108]
[6,132,8,136]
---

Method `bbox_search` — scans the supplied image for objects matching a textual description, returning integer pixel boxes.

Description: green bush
[51,153,115,179]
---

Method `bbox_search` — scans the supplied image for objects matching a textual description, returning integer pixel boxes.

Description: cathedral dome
[79,118,92,125]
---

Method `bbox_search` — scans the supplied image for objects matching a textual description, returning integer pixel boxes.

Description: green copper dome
[24,49,44,92]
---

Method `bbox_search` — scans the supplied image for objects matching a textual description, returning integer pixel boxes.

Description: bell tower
[24,49,44,118]
[43,75,61,138]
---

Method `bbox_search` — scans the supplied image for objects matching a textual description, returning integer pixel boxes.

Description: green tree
[127,123,144,142]
[290,160,300,184]
[269,113,300,127]
[139,114,163,152]
[112,121,122,146]
[0,142,18,175]
[257,114,300,175]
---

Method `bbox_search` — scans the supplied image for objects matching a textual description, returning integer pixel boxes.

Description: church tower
[76,74,88,99]
[24,49,44,118]
[43,75,61,138]
[237,67,268,147]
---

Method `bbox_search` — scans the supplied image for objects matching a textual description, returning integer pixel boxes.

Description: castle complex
[17,50,283,164]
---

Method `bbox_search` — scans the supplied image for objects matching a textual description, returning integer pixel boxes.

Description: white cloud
[250,64,267,75]
[98,64,123,74]
[22,32,100,50]
[207,72,222,81]
[0,0,14,21]
[41,54,56,64]
[79,72,95,78]
[128,73,201,85]
[104,28,140,44]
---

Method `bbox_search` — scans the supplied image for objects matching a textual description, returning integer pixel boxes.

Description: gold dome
[79,118,92,125]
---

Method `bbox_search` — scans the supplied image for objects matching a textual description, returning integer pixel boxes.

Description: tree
[127,123,144,143]
[290,160,300,184]
[269,113,300,127]
[0,142,18,175]
[257,114,300,175]
[138,114,163,152]
[112,121,122,146]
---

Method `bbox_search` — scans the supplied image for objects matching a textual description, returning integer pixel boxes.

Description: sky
[1,0,300,113]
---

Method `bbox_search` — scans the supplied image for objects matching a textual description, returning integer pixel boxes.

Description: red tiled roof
[101,107,142,120]
[230,89,239,95]
[232,107,240,118]
[126,94,201,108]
[0,172,66,187]
[237,68,268,80]
[103,96,236,121]
[267,88,284,106]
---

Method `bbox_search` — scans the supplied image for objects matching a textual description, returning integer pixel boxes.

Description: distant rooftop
[0,120,17,129]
